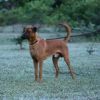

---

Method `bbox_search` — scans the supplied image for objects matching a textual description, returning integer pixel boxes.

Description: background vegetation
[0,0,100,27]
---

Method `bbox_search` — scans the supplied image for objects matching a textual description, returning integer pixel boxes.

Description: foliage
[0,0,100,26]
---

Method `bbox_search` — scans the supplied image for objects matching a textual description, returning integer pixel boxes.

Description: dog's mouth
[21,32,29,39]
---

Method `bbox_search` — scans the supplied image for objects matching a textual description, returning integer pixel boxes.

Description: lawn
[0,33,100,100]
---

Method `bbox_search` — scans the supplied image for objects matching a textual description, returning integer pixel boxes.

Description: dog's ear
[32,26,37,33]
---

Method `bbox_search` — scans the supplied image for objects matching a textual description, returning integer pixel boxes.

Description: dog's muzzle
[21,32,29,39]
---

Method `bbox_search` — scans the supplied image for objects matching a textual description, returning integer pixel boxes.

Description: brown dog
[22,22,75,81]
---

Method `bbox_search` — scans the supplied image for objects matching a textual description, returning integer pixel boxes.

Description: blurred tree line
[0,0,100,27]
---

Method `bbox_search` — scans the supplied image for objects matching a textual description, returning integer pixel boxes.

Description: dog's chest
[29,40,46,60]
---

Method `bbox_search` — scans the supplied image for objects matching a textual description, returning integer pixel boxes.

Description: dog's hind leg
[64,55,75,79]
[52,55,60,78]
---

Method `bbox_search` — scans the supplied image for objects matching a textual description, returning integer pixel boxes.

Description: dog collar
[30,40,38,45]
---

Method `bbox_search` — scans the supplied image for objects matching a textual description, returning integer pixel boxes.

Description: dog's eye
[26,29,31,33]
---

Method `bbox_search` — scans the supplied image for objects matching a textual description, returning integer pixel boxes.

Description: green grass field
[0,33,100,100]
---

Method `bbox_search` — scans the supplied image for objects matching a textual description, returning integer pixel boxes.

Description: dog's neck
[28,32,39,45]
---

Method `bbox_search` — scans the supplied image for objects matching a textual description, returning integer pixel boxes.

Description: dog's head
[22,25,37,40]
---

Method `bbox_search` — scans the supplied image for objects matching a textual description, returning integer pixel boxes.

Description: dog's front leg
[39,60,43,82]
[33,60,38,81]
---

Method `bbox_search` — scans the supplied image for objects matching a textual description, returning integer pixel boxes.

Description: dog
[22,22,75,81]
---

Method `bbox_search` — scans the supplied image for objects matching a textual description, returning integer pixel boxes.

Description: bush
[0,0,100,27]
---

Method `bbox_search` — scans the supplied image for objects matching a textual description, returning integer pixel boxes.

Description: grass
[0,33,100,100]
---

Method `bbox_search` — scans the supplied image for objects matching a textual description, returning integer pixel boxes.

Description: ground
[0,33,100,100]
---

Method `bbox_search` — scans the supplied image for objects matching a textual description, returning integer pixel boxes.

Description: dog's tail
[59,22,71,42]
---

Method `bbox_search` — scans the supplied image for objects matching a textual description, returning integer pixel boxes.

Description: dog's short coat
[23,22,75,81]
